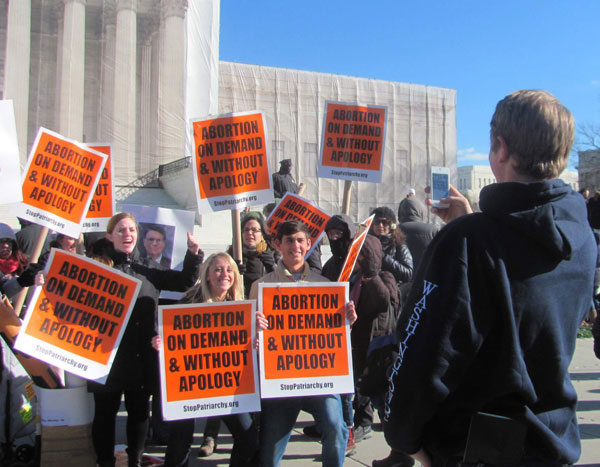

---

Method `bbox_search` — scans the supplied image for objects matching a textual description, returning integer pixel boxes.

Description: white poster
[119,205,196,300]
[258,282,354,398]
[0,100,23,204]
[158,301,260,420]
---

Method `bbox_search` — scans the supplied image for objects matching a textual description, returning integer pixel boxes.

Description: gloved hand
[259,250,275,272]
[235,259,247,275]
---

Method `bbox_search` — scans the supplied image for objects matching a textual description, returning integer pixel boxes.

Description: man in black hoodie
[321,214,357,281]
[303,214,358,454]
[383,90,596,467]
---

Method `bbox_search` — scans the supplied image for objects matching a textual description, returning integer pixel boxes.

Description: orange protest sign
[258,282,353,398]
[15,249,141,380]
[191,111,273,213]
[82,144,114,232]
[319,101,387,183]
[158,301,260,420]
[18,128,107,238]
[338,214,375,282]
[265,193,331,255]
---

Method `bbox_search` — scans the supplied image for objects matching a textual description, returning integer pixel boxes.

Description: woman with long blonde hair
[154,252,258,467]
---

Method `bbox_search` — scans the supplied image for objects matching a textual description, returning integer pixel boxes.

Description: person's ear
[496,136,510,163]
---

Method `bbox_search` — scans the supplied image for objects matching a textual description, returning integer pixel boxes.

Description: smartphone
[430,166,450,209]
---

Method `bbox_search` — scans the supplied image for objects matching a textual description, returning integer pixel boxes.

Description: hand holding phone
[425,184,473,224]
[430,166,450,209]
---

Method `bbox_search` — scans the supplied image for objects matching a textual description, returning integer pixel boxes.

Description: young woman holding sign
[152,252,258,467]
[89,213,203,467]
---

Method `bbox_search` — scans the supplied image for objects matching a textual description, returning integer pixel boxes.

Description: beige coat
[249,259,329,301]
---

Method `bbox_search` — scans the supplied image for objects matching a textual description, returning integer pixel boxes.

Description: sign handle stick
[296,183,306,196]
[13,226,49,317]
[342,180,353,215]
[231,209,243,265]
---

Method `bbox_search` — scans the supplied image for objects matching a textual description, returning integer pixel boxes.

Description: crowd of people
[0,89,598,467]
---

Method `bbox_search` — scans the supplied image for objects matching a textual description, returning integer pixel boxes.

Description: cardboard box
[40,424,95,466]
[36,386,95,466]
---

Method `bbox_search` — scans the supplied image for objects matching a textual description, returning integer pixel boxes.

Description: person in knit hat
[369,207,413,285]
[272,158,298,198]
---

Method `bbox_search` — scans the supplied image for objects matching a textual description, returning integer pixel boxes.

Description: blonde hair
[490,90,574,179]
[182,252,244,303]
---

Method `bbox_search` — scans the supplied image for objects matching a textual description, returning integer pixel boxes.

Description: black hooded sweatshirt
[321,214,357,281]
[384,180,596,464]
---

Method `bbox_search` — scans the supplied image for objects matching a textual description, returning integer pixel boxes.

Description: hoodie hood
[398,198,426,223]
[479,180,587,260]
[325,214,356,258]
[358,234,383,278]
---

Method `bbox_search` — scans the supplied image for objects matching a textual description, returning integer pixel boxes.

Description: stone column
[4,0,32,164]
[98,0,116,142]
[113,0,137,184]
[158,0,187,165]
[138,16,156,175]
[149,24,160,169]
[59,0,86,141]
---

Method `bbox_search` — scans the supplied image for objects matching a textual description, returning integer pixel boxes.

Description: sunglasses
[373,218,391,226]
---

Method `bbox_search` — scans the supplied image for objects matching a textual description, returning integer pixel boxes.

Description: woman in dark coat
[369,207,413,284]
[228,214,275,297]
[88,212,203,467]
[350,234,398,442]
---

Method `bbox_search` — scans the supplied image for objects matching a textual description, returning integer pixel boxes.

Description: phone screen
[432,172,449,201]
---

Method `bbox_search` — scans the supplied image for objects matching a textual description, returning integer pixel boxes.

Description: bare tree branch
[575,122,600,151]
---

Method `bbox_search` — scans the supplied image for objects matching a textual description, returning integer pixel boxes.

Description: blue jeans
[259,394,347,467]
[341,393,354,427]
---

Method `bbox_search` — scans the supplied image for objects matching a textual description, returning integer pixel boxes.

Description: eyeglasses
[0,238,13,244]
[243,228,262,234]
[374,218,391,226]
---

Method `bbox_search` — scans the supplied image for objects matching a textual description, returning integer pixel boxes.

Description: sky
[218,0,600,169]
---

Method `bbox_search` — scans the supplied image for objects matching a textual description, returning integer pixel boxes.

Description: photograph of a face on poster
[138,222,175,269]
[118,204,195,272]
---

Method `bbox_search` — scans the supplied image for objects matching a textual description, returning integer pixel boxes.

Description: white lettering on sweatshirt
[384,280,438,421]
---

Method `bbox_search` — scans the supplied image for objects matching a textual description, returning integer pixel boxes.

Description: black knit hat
[371,206,397,224]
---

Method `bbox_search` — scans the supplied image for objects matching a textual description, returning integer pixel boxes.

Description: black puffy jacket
[377,234,413,284]
[89,247,202,392]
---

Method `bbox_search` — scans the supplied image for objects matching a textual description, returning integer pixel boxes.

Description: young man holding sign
[251,220,357,467]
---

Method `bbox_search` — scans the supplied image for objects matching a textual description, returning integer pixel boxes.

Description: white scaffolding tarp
[218,62,456,221]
